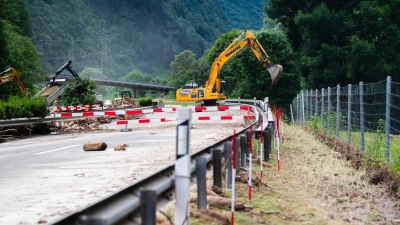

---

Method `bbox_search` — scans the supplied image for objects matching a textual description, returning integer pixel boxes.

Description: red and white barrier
[115,115,255,125]
[53,105,252,113]
[54,104,102,111]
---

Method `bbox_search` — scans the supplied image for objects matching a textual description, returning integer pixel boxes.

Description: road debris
[83,142,107,151]
[114,144,129,151]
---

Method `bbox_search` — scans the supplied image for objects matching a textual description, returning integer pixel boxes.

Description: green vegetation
[137,97,152,107]
[57,77,97,105]
[0,96,47,119]
[266,0,400,87]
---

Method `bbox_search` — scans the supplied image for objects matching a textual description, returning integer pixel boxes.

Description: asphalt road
[0,110,246,225]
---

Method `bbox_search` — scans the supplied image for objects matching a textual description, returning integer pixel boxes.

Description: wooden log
[190,209,230,225]
[83,142,107,151]
[0,129,18,135]
[190,193,245,210]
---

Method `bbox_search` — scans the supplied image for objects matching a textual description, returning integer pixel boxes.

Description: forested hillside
[219,0,267,30]
[28,0,229,77]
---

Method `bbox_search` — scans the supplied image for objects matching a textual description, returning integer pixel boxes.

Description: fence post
[301,90,305,123]
[360,82,365,152]
[306,90,309,120]
[327,87,331,134]
[321,88,325,129]
[347,84,352,145]
[310,89,313,117]
[297,94,300,123]
[290,104,294,124]
[336,84,340,139]
[315,89,318,117]
[385,76,391,161]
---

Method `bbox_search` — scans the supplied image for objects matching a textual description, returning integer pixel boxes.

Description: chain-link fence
[290,77,400,164]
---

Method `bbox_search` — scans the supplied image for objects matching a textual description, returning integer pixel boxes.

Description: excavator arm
[0,68,27,95]
[207,30,282,93]
[176,30,282,106]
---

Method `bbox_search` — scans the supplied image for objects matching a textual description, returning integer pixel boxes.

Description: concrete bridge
[62,77,176,98]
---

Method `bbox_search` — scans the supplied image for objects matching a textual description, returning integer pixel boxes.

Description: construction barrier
[52,105,252,113]
[115,115,256,124]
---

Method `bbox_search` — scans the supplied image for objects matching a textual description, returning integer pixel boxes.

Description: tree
[266,0,400,88]
[169,50,197,87]
[58,77,97,105]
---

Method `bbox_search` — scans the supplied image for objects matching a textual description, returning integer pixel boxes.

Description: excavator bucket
[267,64,283,84]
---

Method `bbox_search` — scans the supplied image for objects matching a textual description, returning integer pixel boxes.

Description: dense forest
[218,0,267,30]
[2,0,400,111]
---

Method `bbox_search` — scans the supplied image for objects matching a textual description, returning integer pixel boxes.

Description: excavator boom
[0,68,27,95]
[176,30,283,106]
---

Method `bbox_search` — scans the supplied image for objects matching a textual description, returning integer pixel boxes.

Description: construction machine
[35,60,80,105]
[176,30,283,106]
[0,68,27,95]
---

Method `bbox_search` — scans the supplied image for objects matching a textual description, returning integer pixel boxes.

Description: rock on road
[0,109,249,224]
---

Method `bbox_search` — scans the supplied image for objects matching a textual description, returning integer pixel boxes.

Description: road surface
[0,109,248,224]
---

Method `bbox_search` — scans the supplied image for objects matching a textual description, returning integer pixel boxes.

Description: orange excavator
[0,68,27,95]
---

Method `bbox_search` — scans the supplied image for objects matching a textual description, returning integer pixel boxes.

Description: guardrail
[51,99,274,225]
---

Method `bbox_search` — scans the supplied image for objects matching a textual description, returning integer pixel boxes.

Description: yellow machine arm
[0,68,27,95]
[207,30,282,93]
[176,30,282,106]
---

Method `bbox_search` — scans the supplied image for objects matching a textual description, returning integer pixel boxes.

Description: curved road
[0,110,248,225]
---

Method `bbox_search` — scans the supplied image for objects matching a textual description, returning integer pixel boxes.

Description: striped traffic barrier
[115,115,256,125]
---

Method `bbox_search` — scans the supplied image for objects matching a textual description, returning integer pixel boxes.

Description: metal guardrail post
[141,190,156,225]
[235,136,240,174]
[240,135,247,168]
[212,148,222,188]
[263,129,270,162]
[246,130,251,159]
[196,157,207,209]
[50,112,59,135]
[224,141,232,190]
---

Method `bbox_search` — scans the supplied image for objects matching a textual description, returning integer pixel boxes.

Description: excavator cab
[121,91,132,99]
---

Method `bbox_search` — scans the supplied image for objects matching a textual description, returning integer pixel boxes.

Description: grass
[305,118,400,171]
[154,122,399,224]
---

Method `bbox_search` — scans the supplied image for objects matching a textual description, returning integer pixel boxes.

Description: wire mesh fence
[291,76,400,165]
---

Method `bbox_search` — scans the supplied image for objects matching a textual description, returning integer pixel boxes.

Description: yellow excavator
[176,30,283,106]
[0,68,27,95]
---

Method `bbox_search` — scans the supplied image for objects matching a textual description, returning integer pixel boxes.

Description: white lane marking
[35,144,80,155]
